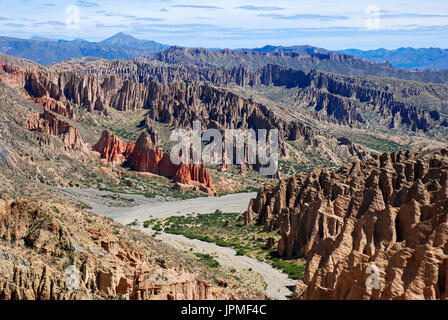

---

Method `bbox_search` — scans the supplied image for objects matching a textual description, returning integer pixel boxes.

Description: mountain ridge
[0,33,170,65]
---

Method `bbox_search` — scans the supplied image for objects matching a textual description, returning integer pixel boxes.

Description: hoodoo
[244,149,448,299]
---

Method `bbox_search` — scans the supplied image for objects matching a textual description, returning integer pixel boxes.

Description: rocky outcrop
[0,61,26,89]
[26,110,83,149]
[16,68,295,137]
[0,199,241,300]
[23,71,150,113]
[50,58,447,133]
[93,130,130,164]
[91,131,214,193]
[153,46,448,84]
[128,132,164,172]
[0,63,75,119]
[244,149,448,299]
[30,96,75,120]
[128,132,215,193]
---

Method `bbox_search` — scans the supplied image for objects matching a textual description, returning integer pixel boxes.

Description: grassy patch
[156,210,305,280]
[340,132,410,153]
[194,253,221,268]
[270,257,306,280]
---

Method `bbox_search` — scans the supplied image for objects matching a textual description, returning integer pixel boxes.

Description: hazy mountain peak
[100,32,141,46]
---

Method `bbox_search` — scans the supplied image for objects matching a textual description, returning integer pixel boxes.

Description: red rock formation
[30,96,75,120]
[0,61,26,88]
[244,149,448,300]
[93,130,127,163]
[127,132,215,193]
[26,110,83,149]
[124,141,135,158]
[0,63,75,119]
[158,152,175,177]
[128,132,164,172]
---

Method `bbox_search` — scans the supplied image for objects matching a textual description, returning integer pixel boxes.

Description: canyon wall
[26,110,83,149]
[51,59,446,133]
[244,149,448,299]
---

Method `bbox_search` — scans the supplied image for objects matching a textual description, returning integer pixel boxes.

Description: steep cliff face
[0,60,27,89]
[22,68,293,136]
[127,132,215,193]
[127,131,164,172]
[0,199,239,300]
[244,149,448,299]
[26,110,83,149]
[294,70,443,132]
[50,59,448,133]
[0,63,75,119]
[30,96,75,120]
[93,130,130,164]
[255,65,445,132]
[23,71,151,113]
[145,80,291,134]
[57,58,261,87]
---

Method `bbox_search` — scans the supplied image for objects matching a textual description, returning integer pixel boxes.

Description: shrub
[236,248,246,256]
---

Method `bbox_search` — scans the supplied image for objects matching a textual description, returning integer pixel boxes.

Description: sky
[0,0,448,50]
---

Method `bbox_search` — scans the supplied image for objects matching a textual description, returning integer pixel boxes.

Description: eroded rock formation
[94,131,215,194]
[128,132,164,173]
[0,199,240,300]
[244,149,448,299]
[93,130,134,164]
[127,132,214,193]
[26,110,83,149]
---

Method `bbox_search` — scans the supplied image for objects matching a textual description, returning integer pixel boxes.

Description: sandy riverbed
[56,187,296,300]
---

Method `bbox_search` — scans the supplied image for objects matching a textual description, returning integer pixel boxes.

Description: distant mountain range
[153,46,448,84]
[1,33,448,71]
[338,48,448,70]
[244,45,448,70]
[239,45,330,55]
[0,33,169,65]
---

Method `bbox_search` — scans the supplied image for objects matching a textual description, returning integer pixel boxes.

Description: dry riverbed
[56,187,296,300]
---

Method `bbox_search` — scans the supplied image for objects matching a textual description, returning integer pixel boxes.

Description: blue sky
[0,0,448,49]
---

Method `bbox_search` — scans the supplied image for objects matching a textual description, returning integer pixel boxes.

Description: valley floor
[56,188,296,300]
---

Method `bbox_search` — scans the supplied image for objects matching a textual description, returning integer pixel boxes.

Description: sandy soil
[57,188,296,300]
[153,231,296,300]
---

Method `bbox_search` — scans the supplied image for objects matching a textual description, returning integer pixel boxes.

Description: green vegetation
[101,193,135,203]
[340,132,410,153]
[194,253,221,268]
[152,210,306,280]
[270,258,306,280]
[126,219,139,227]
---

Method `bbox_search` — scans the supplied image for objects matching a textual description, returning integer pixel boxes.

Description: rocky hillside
[243,149,448,299]
[0,198,259,300]
[154,46,448,84]
[50,59,448,135]
[1,59,372,169]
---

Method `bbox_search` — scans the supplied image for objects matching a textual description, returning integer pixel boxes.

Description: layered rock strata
[26,110,83,149]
